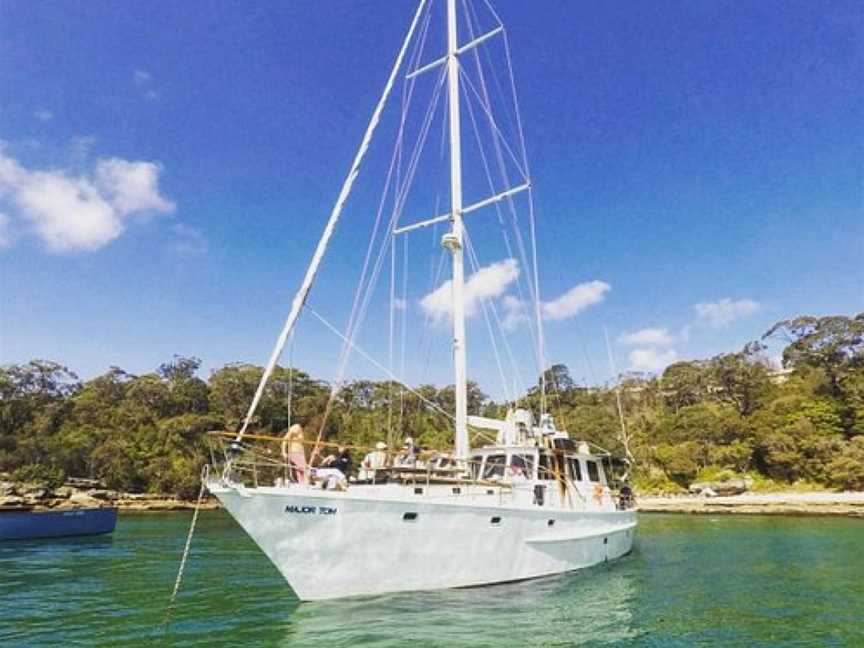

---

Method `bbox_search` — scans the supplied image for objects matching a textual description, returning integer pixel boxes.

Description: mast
[444,0,469,459]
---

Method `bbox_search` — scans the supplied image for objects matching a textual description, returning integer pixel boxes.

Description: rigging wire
[457,59,542,371]
[234,0,431,442]
[458,62,537,383]
[462,229,513,403]
[398,233,409,434]
[498,24,551,413]
[311,43,450,459]
[306,305,455,422]
[462,229,527,400]
[605,326,635,464]
[458,16,551,415]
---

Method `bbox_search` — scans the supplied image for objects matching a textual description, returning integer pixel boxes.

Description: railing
[206,432,513,496]
[206,431,636,512]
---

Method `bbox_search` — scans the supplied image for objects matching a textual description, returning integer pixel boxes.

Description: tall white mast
[444,0,469,459]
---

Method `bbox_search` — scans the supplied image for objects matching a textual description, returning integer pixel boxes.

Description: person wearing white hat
[395,437,419,467]
[359,441,388,480]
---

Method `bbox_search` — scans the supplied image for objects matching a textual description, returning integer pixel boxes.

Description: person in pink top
[281,424,308,485]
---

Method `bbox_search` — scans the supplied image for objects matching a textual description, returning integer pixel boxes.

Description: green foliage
[11,463,66,488]
[826,436,864,491]
[0,313,860,497]
[631,467,686,494]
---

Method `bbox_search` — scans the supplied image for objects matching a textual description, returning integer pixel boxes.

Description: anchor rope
[163,465,209,634]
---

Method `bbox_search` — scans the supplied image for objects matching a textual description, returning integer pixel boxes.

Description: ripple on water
[0,512,862,647]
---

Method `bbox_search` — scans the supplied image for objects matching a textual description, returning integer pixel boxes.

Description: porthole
[403,512,418,522]
[490,516,502,526]
[547,519,555,527]
[414,487,424,495]
[452,487,461,495]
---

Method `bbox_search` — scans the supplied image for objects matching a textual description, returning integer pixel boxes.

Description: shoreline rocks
[688,477,753,497]
[637,491,864,518]
[5,478,862,517]
[0,480,221,512]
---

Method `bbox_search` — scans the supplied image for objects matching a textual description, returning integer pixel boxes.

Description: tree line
[1,314,861,497]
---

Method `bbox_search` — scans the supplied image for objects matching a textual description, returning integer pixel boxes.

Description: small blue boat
[0,506,118,541]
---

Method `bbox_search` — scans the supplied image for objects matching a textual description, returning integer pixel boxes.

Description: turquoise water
[1,512,862,647]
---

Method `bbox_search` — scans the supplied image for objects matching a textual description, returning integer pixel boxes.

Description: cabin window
[469,455,483,479]
[538,452,555,480]
[483,454,507,479]
[508,454,535,479]
[586,460,600,483]
[566,457,582,482]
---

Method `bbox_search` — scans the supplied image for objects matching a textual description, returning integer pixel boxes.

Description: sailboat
[207,0,637,601]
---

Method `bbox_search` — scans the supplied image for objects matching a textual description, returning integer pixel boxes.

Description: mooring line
[163,464,209,635]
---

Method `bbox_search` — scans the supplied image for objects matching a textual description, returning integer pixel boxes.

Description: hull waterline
[210,483,635,601]
[0,507,118,541]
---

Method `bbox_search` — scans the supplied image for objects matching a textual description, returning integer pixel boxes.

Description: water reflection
[281,557,642,647]
[2,513,862,647]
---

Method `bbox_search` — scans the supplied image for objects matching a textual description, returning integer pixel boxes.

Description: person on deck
[359,441,388,480]
[322,445,352,476]
[394,437,419,467]
[281,424,308,485]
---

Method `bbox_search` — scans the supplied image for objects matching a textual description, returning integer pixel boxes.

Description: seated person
[322,445,352,476]
[358,441,388,480]
[313,467,348,491]
[394,437,419,467]
[506,457,529,482]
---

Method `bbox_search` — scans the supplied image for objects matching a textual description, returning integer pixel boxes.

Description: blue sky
[1,0,861,399]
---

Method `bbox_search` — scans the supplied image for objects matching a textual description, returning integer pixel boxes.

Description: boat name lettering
[285,504,337,516]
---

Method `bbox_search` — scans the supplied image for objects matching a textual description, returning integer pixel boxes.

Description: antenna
[604,327,634,464]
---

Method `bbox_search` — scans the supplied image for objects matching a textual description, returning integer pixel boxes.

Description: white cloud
[0,148,175,252]
[133,69,152,86]
[618,327,675,347]
[95,158,174,215]
[421,260,610,330]
[33,109,54,122]
[0,213,11,248]
[420,258,520,326]
[501,295,528,331]
[542,280,610,321]
[628,348,678,373]
[694,298,760,328]
[133,70,159,100]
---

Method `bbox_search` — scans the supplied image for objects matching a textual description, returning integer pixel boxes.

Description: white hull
[210,482,636,601]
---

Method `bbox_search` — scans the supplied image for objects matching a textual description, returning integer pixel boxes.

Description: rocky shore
[5,479,863,517]
[0,481,219,512]
[637,491,864,518]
